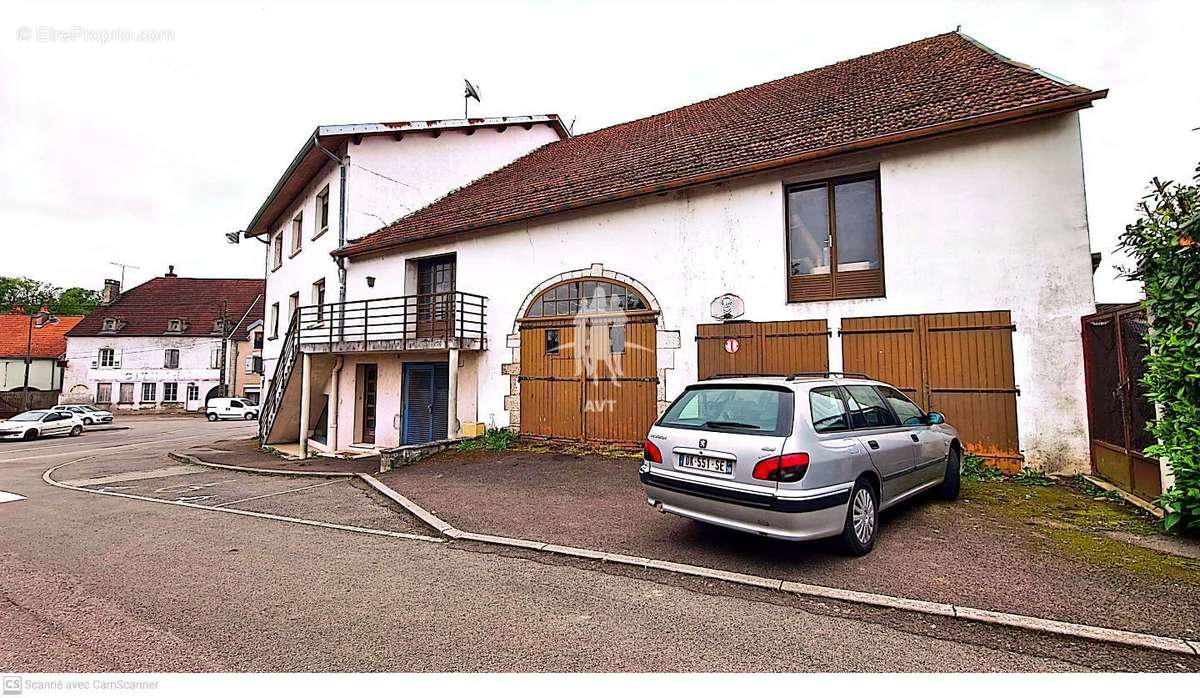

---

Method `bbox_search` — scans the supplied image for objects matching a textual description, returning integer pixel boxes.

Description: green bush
[458,427,518,452]
[961,454,1004,481]
[1117,166,1200,533]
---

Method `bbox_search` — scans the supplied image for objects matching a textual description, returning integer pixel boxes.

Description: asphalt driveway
[377,446,1200,641]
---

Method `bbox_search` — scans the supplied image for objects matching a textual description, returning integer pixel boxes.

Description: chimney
[101,279,121,305]
[165,265,177,278]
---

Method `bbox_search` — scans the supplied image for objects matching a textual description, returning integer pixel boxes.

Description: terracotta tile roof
[338,32,1105,259]
[67,277,265,338]
[0,314,84,358]
[231,294,265,341]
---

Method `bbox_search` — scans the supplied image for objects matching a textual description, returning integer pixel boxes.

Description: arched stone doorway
[506,264,679,443]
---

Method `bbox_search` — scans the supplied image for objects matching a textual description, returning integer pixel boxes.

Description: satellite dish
[464,79,481,102]
[463,79,481,118]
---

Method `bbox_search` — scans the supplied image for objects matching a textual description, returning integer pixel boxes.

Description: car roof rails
[705,373,788,380]
[787,371,872,381]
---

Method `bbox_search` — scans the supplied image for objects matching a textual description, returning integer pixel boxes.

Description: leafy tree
[0,277,101,317]
[1118,165,1200,532]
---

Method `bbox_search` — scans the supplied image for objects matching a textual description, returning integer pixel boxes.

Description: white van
[205,398,259,422]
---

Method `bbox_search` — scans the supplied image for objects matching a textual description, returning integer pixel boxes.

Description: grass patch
[458,428,519,453]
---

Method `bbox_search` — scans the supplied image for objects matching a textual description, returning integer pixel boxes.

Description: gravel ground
[378,447,1200,641]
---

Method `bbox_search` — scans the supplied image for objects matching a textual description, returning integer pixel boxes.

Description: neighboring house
[0,314,84,414]
[63,270,265,412]
[254,32,1106,473]
[226,298,265,405]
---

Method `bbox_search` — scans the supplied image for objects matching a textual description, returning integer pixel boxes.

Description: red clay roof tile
[338,32,1104,258]
[66,277,264,338]
[0,315,84,358]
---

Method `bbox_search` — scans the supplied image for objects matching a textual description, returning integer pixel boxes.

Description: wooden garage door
[519,316,658,443]
[841,311,1021,470]
[697,320,829,379]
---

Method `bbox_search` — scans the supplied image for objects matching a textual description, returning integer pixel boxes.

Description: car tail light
[642,439,663,464]
[752,453,809,482]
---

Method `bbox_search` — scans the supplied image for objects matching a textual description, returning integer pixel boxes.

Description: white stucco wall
[342,114,1096,470]
[1,358,60,391]
[62,336,223,411]
[260,123,562,382]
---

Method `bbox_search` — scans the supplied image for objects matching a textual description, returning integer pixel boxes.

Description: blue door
[402,362,449,445]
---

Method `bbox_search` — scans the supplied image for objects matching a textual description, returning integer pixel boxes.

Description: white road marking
[0,490,26,504]
[215,480,340,508]
[59,464,207,487]
[42,462,443,543]
[0,433,231,463]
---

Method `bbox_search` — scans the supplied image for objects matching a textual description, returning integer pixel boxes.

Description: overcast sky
[2,0,1196,301]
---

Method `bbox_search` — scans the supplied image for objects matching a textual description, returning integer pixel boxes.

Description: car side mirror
[925,412,945,425]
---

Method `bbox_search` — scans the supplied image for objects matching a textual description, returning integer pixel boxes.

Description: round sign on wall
[724,338,740,354]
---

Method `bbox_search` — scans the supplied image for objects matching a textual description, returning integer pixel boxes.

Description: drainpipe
[329,355,344,452]
[313,135,349,341]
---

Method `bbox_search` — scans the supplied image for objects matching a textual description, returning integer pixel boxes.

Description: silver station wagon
[640,374,961,555]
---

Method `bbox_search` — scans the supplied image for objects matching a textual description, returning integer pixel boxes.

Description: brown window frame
[784,171,885,303]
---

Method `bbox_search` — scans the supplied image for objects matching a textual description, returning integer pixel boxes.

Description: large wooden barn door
[841,311,1021,470]
[583,318,659,442]
[696,320,829,379]
[519,321,583,439]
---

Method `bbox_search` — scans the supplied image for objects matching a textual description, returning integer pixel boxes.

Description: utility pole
[217,300,230,398]
[21,310,54,412]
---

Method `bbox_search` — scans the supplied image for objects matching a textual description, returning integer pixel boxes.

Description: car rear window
[658,385,793,436]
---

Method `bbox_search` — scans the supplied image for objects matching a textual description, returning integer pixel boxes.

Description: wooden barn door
[841,311,1021,470]
[519,321,583,439]
[696,319,829,379]
[583,318,659,442]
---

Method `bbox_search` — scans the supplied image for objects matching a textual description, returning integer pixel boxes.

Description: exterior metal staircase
[258,312,299,445]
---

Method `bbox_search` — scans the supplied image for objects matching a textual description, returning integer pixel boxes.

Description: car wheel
[244,412,257,420]
[70,425,83,437]
[937,447,961,501]
[206,413,219,422]
[22,429,38,442]
[83,417,93,425]
[838,477,879,556]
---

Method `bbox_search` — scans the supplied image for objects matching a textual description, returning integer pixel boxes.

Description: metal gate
[1081,304,1161,499]
[519,317,658,443]
[696,320,830,379]
[841,311,1021,469]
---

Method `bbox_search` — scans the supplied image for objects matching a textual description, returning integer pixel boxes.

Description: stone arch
[501,263,682,432]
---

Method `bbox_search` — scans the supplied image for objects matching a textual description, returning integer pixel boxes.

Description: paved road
[0,418,1183,671]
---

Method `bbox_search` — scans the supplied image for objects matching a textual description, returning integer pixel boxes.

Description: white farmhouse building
[63,272,264,412]
[253,32,1106,473]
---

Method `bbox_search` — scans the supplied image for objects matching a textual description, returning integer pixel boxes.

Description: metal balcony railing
[296,291,487,350]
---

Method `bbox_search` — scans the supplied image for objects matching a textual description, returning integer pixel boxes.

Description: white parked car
[206,398,259,422]
[56,404,115,426]
[0,410,84,441]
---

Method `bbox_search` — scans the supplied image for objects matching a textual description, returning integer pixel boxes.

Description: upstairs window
[270,303,280,338]
[272,232,283,269]
[101,318,118,333]
[315,186,330,238]
[312,278,326,323]
[97,348,116,367]
[166,319,185,333]
[291,212,303,255]
[164,348,180,369]
[786,173,884,302]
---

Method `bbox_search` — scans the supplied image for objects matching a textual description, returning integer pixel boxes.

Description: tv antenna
[464,78,481,118]
[108,261,139,288]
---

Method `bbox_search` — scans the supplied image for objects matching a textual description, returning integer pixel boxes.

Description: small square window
[545,329,560,355]
[609,325,626,354]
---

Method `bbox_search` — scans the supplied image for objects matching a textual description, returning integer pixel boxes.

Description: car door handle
[910,434,920,442]
[867,440,879,450]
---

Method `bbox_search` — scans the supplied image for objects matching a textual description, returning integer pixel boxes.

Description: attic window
[166,319,186,333]
[101,318,118,333]
[212,319,226,334]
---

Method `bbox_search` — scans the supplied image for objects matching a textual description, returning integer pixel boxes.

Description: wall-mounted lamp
[366,276,376,288]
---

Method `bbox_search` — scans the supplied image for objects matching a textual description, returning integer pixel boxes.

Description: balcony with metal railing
[295,291,487,354]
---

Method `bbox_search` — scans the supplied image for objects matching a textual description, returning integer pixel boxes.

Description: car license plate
[678,453,733,475]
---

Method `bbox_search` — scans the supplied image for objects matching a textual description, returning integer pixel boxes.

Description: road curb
[87,426,131,432]
[168,452,358,479]
[356,472,1200,658]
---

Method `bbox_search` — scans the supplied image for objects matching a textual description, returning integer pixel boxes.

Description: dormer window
[101,318,118,333]
[166,319,186,334]
[212,319,226,335]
